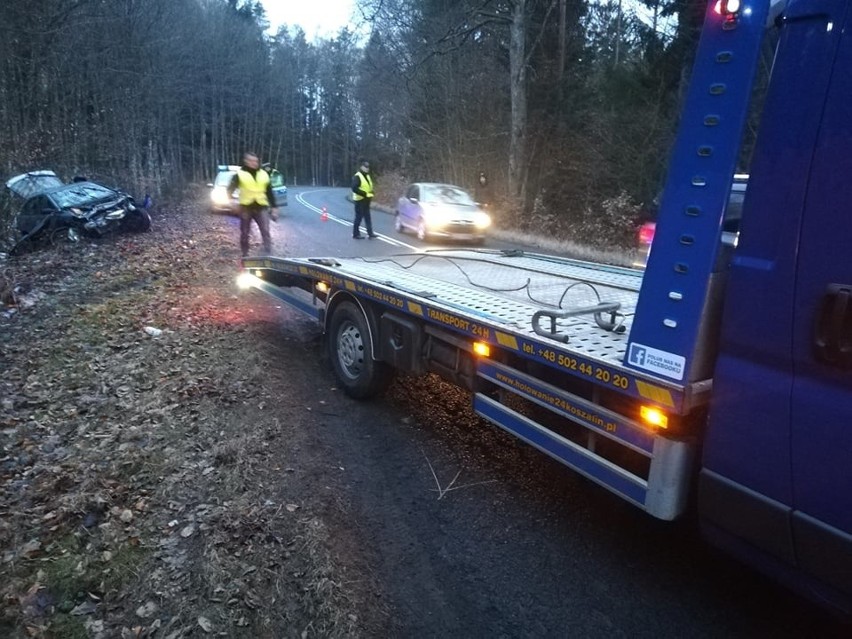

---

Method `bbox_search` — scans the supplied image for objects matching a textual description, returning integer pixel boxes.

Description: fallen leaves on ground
[0,205,367,638]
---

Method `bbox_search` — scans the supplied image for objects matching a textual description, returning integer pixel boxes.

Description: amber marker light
[236,271,256,290]
[640,405,669,429]
[315,281,330,294]
[472,342,491,357]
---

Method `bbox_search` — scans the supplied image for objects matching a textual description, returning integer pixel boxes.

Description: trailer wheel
[328,301,392,398]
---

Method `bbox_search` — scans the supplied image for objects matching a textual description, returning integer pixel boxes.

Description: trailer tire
[328,301,392,398]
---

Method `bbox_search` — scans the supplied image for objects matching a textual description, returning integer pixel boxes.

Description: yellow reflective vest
[237,168,270,206]
[353,171,374,201]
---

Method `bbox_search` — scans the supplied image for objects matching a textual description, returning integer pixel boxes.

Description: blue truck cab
[696,0,852,614]
[239,0,851,615]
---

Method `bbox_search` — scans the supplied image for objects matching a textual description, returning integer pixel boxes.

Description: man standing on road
[228,152,279,257]
[474,171,493,209]
[351,159,376,239]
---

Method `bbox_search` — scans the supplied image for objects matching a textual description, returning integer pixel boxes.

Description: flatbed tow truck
[239,0,852,615]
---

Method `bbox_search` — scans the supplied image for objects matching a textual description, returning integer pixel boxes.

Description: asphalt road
[243,187,848,638]
[227,186,522,258]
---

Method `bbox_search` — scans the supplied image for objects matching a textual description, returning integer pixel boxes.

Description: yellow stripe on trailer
[495,332,519,350]
[635,380,675,408]
[407,302,425,316]
[345,280,356,291]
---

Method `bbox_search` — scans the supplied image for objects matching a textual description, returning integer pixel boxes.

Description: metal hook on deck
[532,302,622,343]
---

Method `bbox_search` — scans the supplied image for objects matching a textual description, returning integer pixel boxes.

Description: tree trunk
[508,0,528,204]
[558,0,566,84]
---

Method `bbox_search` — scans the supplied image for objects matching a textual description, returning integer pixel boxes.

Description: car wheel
[124,209,152,232]
[328,301,392,399]
[50,227,80,246]
[394,213,405,233]
[416,220,428,242]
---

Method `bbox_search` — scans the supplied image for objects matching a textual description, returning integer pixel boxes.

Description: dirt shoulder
[0,206,387,638]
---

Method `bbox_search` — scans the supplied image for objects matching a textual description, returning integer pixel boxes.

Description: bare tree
[1,0,705,248]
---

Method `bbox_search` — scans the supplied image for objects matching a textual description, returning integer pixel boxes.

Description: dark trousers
[353,199,373,237]
[239,204,271,256]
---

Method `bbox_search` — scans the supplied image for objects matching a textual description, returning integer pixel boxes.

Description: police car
[208,164,287,214]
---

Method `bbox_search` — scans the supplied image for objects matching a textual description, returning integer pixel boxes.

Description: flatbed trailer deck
[243,249,706,409]
[242,249,700,520]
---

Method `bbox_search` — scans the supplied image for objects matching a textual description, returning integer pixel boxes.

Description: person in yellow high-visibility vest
[351,158,376,239]
[227,152,279,256]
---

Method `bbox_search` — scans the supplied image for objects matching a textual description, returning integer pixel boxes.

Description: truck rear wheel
[328,301,392,398]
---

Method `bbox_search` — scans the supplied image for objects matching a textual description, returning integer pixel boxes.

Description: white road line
[295,190,418,250]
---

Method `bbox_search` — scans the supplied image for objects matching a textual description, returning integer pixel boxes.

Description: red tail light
[638,222,656,246]
[714,0,741,26]
[714,0,741,15]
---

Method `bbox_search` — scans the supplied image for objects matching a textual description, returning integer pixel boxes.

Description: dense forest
[0,0,707,246]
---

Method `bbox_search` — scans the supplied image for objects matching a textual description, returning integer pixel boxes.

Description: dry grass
[489,227,638,267]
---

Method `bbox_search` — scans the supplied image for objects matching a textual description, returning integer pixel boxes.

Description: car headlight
[423,206,451,227]
[211,188,231,205]
[474,211,492,229]
[69,207,86,218]
[105,209,126,220]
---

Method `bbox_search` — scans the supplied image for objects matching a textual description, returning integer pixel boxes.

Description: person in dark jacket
[227,152,279,256]
[351,159,376,239]
[474,171,493,209]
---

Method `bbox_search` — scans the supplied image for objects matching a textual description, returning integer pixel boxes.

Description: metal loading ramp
[311,249,644,367]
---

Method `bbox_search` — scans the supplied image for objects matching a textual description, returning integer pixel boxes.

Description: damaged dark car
[6,170,151,250]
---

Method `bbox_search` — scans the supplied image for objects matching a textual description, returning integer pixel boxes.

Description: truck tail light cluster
[714,0,741,25]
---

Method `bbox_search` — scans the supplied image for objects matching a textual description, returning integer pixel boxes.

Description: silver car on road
[395,182,491,242]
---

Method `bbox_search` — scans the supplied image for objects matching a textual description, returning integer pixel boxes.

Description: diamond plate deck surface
[304,250,644,366]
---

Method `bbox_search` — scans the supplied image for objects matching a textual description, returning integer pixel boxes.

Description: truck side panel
[789,0,852,602]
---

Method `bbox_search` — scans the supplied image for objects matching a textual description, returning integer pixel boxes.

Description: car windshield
[214,171,235,187]
[51,183,117,207]
[422,185,475,206]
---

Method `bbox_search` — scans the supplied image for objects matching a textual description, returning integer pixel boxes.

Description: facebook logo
[627,342,686,380]
[628,344,647,366]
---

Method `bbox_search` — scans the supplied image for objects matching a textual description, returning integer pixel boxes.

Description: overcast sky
[258,0,358,39]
